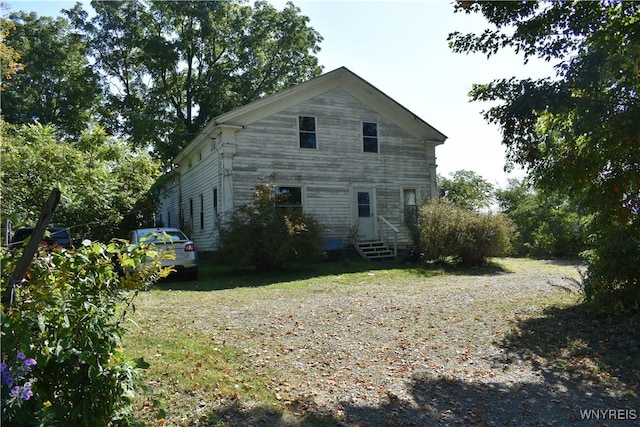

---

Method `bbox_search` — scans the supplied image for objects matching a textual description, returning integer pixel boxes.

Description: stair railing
[377,215,398,257]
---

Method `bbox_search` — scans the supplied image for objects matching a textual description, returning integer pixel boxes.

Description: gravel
[141,259,640,426]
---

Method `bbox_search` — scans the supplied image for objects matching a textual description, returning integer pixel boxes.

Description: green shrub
[220,177,323,271]
[414,199,515,266]
[581,216,640,317]
[1,239,167,426]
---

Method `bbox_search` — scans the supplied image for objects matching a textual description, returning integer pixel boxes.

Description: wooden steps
[356,241,396,261]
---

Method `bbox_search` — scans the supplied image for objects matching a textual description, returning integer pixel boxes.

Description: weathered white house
[157,67,446,258]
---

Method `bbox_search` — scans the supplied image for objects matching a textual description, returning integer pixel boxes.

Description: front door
[353,188,375,241]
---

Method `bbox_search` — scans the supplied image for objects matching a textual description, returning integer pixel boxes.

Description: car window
[11,229,33,246]
[137,230,188,243]
[46,229,71,247]
[10,228,72,248]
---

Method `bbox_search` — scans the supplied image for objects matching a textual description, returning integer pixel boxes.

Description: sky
[6,0,559,188]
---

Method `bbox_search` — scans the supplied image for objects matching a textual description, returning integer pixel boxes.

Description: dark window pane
[358,204,371,217]
[357,192,371,217]
[276,186,302,206]
[363,137,378,153]
[299,116,315,132]
[358,192,370,205]
[299,132,316,149]
[363,122,377,137]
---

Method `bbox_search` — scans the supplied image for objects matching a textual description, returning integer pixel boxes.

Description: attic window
[299,116,316,149]
[363,122,378,153]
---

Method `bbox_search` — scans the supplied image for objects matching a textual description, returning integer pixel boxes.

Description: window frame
[212,187,219,226]
[298,116,317,149]
[275,186,303,210]
[199,194,204,230]
[403,188,418,224]
[362,121,379,154]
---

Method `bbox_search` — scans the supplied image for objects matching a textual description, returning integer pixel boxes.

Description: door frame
[351,187,376,241]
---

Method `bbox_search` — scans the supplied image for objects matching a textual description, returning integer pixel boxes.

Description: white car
[129,228,198,280]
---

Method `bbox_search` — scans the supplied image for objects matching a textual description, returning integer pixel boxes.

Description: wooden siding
[169,85,440,251]
[176,143,223,251]
[158,176,180,229]
[231,88,436,246]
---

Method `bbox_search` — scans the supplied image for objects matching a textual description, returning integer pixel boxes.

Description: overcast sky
[7,0,558,187]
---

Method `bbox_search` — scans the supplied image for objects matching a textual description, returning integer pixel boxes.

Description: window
[213,187,218,220]
[189,198,194,228]
[357,192,371,217]
[299,116,316,149]
[275,186,302,209]
[403,189,418,224]
[363,122,378,153]
[200,194,204,230]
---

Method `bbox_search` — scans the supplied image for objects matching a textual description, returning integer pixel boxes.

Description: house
[157,67,447,258]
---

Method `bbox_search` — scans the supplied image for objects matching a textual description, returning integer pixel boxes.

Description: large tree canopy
[64,0,323,161]
[449,1,639,315]
[1,11,103,138]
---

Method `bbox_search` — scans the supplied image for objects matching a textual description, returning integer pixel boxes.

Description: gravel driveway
[137,259,639,426]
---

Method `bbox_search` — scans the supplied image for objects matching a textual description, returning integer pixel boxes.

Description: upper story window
[363,122,378,153]
[276,186,302,210]
[299,116,316,149]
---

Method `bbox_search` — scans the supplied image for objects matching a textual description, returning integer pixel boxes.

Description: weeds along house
[157,67,447,256]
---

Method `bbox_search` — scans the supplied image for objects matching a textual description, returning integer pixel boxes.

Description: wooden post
[7,188,61,302]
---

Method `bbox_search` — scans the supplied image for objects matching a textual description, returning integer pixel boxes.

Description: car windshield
[138,230,188,243]
[11,228,71,247]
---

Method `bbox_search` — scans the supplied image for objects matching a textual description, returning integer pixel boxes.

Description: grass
[122,257,638,426]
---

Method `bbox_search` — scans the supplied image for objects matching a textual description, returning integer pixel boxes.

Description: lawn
[123,257,639,426]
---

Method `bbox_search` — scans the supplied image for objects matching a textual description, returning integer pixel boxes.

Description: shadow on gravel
[340,371,639,426]
[342,305,640,426]
[496,303,640,401]
[193,304,640,427]
[193,368,639,426]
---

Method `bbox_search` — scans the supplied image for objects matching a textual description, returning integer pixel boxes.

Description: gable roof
[175,67,447,164]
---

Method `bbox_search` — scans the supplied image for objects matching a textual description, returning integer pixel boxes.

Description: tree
[495,178,588,257]
[437,170,494,211]
[1,11,102,139]
[449,1,640,314]
[0,121,161,242]
[0,4,23,91]
[65,0,323,162]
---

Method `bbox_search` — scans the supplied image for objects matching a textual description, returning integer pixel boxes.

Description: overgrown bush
[581,216,640,317]
[1,239,168,425]
[413,199,515,266]
[220,177,323,271]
